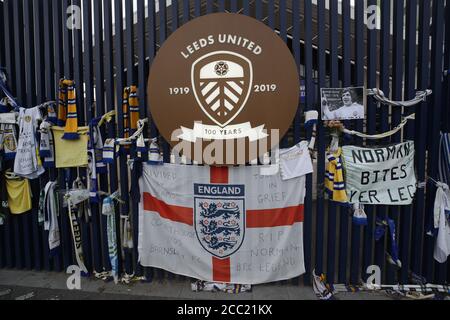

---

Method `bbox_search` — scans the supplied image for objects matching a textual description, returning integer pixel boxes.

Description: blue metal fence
[0,0,449,287]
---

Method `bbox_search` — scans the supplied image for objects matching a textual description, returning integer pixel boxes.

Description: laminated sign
[147,13,299,165]
[138,164,307,284]
[342,141,417,205]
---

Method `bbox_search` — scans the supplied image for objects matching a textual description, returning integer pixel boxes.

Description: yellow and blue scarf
[325,148,348,204]
[58,79,79,140]
[121,86,140,152]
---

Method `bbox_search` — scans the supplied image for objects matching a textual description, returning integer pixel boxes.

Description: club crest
[194,184,245,258]
[191,51,253,127]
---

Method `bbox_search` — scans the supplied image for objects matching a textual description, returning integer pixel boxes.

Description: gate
[0,0,449,287]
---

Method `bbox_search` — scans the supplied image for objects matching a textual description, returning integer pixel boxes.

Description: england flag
[138,164,309,284]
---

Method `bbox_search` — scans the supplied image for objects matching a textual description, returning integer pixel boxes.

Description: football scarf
[70,179,91,224]
[312,269,335,300]
[0,123,17,160]
[47,102,58,125]
[121,215,133,251]
[191,280,252,293]
[0,98,10,113]
[58,79,79,140]
[122,87,130,145]
[67,196,88,273]
[43,181,60,254]
[102,195,118,283]
[38,188,45,225]
[0,175,10,226]
[147,139,163,165]
[89,117,107,174]
[352,203,368,226]
[87,147,99,203]
[103,139,116,164]
[305,110,319,150]
[128,86,140,134]
[325,148,348,204]
[121,86,140,151]
[87,117,106,203]
[375,217,402,268]
[433,182,450,263]
[39,121,55,168]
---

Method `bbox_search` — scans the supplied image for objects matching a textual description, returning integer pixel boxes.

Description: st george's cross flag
[138,163,309,284]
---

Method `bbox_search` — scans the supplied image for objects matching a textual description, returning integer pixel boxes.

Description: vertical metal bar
[206,0,214,14]
[444,1,450,134]
[268,0,275,29]
[279,0,287,44]
[51,0,70,270]
[159,1,170,164]
[43,0,61,272]
[411,0,431,280]
[301,0,313,286]
[83,0,103,273]
[243,0,250,16]
[2,0,15,268]
[24,0,41,271]
[363,0,378,283]
[126,0,138,275]
[315,0,326,276]
[385,0,404,285]
[218,0,225,12]
[338,0,351,284]
[292,0,301,145]
[183,0,190,24]
[278,1,288,149]
[137,0,152,280]
[326,0,339,285]
[62,0,76,269]
[71,0,92,273]
[33,0,50,273]
[374,0,391,284]
[194,0,201,17]
[255,0,263,20]
[0,0,5,270]
[433,0,449,286]
[148,0,158,140]
[94,0,112,272]
[426,0,446,284]
[230,0,238,13]
[172,0,179,31]
[350,0,364,285]
[0,0,3,269]
[13,0,26,270]
[291,0,302,284]
[399,0,417,285]
[146,0,157,280]
[103,0,119,276]
[52,0,66,270]
[3,0,14,88]
[115,0,132,275]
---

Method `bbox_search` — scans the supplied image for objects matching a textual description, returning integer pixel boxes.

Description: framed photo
[321,87,366,120]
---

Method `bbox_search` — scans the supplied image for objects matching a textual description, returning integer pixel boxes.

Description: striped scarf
[58,79,79,140]
[439,132,450,186]
[121,86,140,151]
[102,195,118,283]
[128,86,140,134]
[325,148,348,203]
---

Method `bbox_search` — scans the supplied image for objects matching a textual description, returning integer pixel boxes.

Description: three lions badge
[194,183,245,258]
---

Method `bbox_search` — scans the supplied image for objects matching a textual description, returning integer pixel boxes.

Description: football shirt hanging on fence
[138,163,309,284]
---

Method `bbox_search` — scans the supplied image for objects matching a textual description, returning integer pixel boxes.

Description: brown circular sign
[148,13,299,165]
